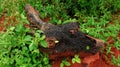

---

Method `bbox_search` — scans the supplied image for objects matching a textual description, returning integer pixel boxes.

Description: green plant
[72,54,81,64]
[60,59,71,67]
[114,41,120,50]
[112,55,120,66]
[0,23,50,67]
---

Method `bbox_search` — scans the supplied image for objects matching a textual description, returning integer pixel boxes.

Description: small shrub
[0,24,51,67]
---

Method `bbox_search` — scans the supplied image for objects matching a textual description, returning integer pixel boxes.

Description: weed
[112,55,120,66]
[60,59,71,67]
[72,54,81,64]
[0,24,50,67]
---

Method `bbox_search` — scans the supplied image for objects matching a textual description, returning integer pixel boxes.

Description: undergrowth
[0,0,120,66]
[0,23,50,67]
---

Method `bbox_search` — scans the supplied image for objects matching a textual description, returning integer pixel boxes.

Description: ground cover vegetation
[0,0,120,66]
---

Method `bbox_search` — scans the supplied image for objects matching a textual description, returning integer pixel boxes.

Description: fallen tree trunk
[25,4,104,59]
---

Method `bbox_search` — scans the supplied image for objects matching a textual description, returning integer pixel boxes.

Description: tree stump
[25,4,104,60]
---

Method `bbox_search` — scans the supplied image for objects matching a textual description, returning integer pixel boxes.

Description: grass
[0,0,120,66]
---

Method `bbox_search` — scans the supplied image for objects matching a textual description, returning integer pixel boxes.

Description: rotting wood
[25,4,104,57]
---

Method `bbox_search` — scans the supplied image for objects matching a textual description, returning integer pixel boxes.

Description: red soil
[107,36,114,44]
[51,47,120,67]
[0,16,6,32]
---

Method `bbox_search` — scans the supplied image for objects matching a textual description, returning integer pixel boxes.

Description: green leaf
[20,13,26,19]
[43,57,49,64]
[32,49,39,54]
[40,40,47,48]
[9,27,15,31]
[64,61,71,66]
[24,35,32,42]
[29,43,36,51]
[72,58,76,63]
[62,18,77,24]
[39,35,46,40]
[61,60,71,67]
[75,54,79,58]
[38,64,43,67]
[35,33,40,38]
[57,20,62,24]
[15,24,23,32]
[22,46,28,51]
[72,54,81,63]
[60,63,64,67]
[36,30,43,33]
[75,58,81,63]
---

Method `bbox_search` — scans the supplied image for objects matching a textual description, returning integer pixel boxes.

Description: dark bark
[25,4,104,56]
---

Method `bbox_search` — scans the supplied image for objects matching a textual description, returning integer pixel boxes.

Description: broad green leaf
[35,33,40,38]
[40,40,47,48]
[21,13,26,19]
[39,35,46,40]
[57,20,62,24]
[72,54,81,63]
[15,24,24,33]
[9,27,15,31]
[64,61,71,66]
[32,49,39,54]
[43,57,49,64]
[24,35,32,42]
[29,44,36,51]
[75,58,81,63]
